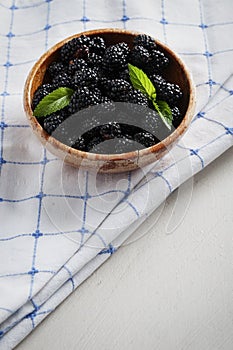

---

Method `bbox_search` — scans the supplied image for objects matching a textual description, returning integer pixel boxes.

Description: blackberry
[74,46,89,60]
[124,96,149,124]
[52,72,73,88]
[60,37,81,63]
[74,67,98,88]
[147,50,169,73]
[87,53,103,68]
[144,110,162,131]
[101,96,112,103]
[129,45,150,69]
[99,76,124,93]
[134,131,156,147]
[47,61,67,78]
[158,82,182,106]
[118,68,130,81]
[68,87,101,114]
[117,42,130,56]
[143,109,170,141]
[133,34,157,52]
[68,58,88,75]
[60,35,93,63]
[102,43,128,73]
[91,87,103,100]
[72,136,86,151]
[128,89,149,106]
[138,108,164,141]
[85,136,103,152]
[150,74,182,106]
[99,96,116,113]
[106,79,133,102]
[90,36,106,56]
[99,122,122,139]
[149,74,164,86]
[171,106,182,127]
[116,123,135,140]
[79,125,103,152]
[98,77,111,94]
[79,34,93,46]
[92,66,105,79]
[32,83,57,110]
[43,109,68,135]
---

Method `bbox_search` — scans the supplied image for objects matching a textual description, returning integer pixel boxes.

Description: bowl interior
[25,29,195,173]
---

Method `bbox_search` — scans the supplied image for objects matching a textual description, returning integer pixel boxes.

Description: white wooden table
[17,147,233,350]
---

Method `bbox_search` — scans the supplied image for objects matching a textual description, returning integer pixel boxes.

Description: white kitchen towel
[0,0,232,348]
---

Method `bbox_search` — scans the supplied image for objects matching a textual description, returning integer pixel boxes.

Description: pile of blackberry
[32,34,183,153]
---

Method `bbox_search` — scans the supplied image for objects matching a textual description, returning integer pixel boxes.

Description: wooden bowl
[24,28,196,173]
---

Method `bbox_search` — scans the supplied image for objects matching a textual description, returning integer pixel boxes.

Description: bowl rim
[24,28,196,162]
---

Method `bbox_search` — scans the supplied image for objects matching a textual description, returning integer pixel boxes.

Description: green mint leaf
[157,100,173,125]
[128,63,156,99]
[33,87,74,117]
[152,100,172,130]
[128,63,173,130]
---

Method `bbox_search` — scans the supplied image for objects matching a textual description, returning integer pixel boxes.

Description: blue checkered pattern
[0,0,232,347]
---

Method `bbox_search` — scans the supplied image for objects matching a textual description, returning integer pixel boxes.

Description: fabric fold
[0,0,232,348]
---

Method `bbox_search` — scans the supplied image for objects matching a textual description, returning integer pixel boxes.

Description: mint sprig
[153,100,173,129]
[128,63,156,99]
[33,87,74,117]
[128,63,173,130]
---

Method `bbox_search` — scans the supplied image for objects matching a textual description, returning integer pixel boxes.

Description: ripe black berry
[68,58,88,75]
[52,72,73,88]
[74,67,98,88]
[60,35,93,63]
[101,95,111,103]
[133,34,157,52]
[43,109,68,135]
[60,37,80,63]
[149,74,164,85]
[98,96,116,113]
[150,74,182,106]
[90,36,106,56]
[118,68,130,81]
[102,43,129,73]
[129,45,150,69]
[72,136,86,150]
[91,87,103,100]
[85,136,103,152]
[117,42,130,56]
[99,122,122,139]
[106,79,133,102]
[128,89,149,106]
[87,53,103,68]
[147,50,169,73]
[158,82,182,106]
[32,83,57,110]
[47,61,67,78]
[144,109,162,130]
[171,106,182,127]
[68,87,101,114]
[98,77,111,94]
[134,131,156,147]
